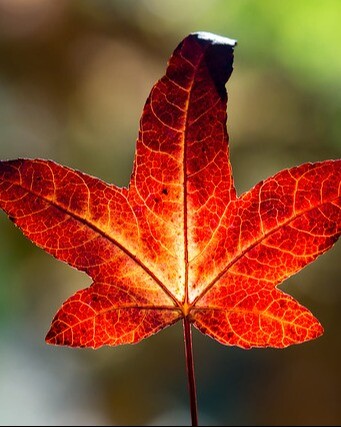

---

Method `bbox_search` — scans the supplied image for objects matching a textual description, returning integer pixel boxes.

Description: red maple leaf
[0,32,340,352]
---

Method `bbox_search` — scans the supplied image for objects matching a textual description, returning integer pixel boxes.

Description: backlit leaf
[0,32,340,349]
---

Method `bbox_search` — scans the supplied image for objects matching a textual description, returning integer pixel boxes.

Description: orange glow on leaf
[0,33,340,349]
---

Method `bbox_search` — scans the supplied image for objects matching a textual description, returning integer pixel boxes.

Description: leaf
[0,32,340,349]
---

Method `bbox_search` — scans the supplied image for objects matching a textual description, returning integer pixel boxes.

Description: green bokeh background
[0,1,340,425]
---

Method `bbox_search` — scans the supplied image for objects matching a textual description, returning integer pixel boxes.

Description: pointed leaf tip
[175,31,237,95]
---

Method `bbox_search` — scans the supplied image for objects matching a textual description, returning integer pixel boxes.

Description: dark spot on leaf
[91,294,99,303]
[162,188,168,195]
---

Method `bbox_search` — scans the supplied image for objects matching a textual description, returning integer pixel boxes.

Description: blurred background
[0,0,340,425]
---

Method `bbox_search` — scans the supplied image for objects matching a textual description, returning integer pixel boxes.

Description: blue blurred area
[0,1,340,425]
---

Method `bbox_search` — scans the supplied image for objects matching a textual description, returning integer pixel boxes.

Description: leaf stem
[183,316,198,426]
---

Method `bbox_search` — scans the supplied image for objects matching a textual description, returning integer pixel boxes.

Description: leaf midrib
[182,46,208,310]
